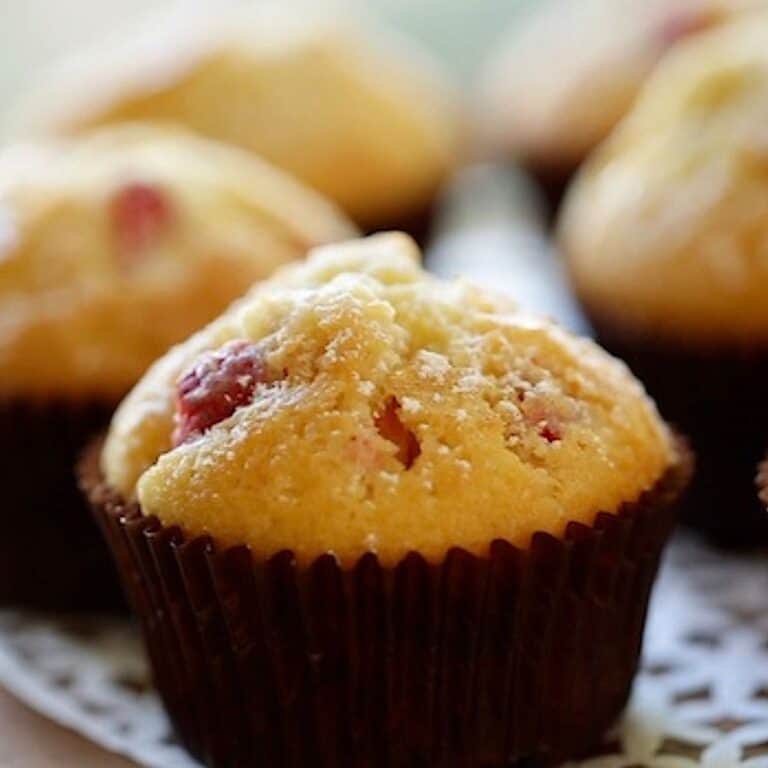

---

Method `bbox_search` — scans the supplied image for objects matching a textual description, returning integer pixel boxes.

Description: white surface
[428,164,589,333]
[0,535,766,768]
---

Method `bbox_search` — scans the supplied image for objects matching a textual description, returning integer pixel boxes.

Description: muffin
[81,232,689,766]
[18,6,461,236]
[559,15,768,545]
[477,0,751,211]
[0,123,354,610]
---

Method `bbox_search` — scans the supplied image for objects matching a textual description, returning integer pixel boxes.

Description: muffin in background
[559,15,768,546]
[478,0,756,210]
[17,5,462,235]
[82,232,689,767]
[0,123,354,610]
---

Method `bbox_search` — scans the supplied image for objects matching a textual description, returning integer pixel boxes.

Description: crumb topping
[103,232,675,566]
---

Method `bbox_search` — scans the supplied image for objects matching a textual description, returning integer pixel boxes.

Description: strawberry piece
[519,391,564,443]
[374,397,421,468]
[173,340,270,445]
[111,182,173,262]
[656,7,714,48]
[538,423,563,444]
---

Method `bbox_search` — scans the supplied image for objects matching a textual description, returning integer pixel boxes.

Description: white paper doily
[0,534,766,768]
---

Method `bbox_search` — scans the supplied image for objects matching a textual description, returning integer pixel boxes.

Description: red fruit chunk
[656,7,714,48]
[519,390,564,443]
[111,181,173,262]
[173,340,270,445]
[374,397,421,469]
[538,423,562,444]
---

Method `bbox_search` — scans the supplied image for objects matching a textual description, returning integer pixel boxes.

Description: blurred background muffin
[0,122,353,610]
[84,232,688,767]
[477,0,764,213]
[17,5,462,237]
[559,14,768,546]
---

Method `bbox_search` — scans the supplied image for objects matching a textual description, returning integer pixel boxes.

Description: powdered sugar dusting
[400,396,422,414]
[456,370,486,393]
[417,350,450,380]
[357,380,375,397]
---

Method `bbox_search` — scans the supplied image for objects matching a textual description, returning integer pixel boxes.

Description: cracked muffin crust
[102,232,676,567]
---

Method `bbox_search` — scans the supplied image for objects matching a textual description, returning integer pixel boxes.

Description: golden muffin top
[478,0,755,171]
[102,232,675,567]
[19,6,461,229]
[0,123,355,400]
[560,14,768,344]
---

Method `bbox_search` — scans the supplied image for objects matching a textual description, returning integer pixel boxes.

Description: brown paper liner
[582,309,768,547]
[0,398,126,611]
[755,459,768,510]
[80,441,690,768]
[527,163,578,224]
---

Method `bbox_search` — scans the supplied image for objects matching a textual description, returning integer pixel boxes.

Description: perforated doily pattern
[0,535,766,768]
